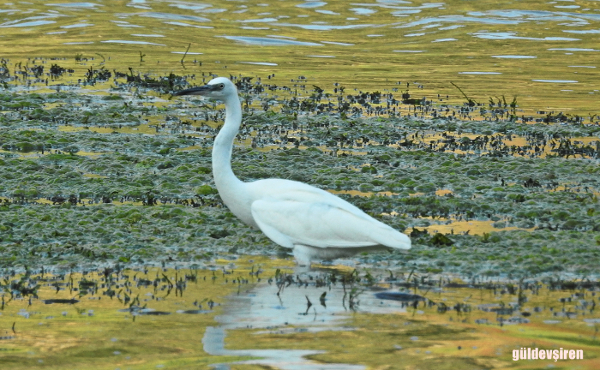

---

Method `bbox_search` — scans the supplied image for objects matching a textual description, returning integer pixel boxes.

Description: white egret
[174,77,411,265]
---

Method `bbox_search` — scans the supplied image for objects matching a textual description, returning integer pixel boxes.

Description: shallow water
[2,2,600,368]
[2,259,600,369]
[204,269,378,370]
[1,0,599,117]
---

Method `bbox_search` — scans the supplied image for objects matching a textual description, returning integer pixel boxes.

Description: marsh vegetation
[1,0,600,367]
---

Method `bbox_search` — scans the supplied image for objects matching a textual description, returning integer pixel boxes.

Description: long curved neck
[212,92,246,203]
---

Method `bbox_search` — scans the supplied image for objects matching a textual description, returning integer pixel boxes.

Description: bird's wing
[250,198,411,250]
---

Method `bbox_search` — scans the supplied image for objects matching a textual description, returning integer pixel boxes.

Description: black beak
[173,85,212,96]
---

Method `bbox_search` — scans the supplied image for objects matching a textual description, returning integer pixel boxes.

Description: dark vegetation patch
[0,59,598,278]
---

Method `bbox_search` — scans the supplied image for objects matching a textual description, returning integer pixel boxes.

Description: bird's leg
[292,245,313,268]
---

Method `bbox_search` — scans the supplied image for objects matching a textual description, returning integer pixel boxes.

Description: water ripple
[0,20,56,28]
[563,29,600,34]
[297,2,327,8]
[350,8,377,15]
[101,40,166,46]
[239,61,279,66]
[473,31,579,41]
[131,33,165,37]
[316,10,340,15]
[163,21,213,28]
[122,11,210,23]
[532,79,578,83]
[47,2,103,9]
[276,22,376,30]
[60,23,93,29]
[219,36,322,46]
[548,47,599,52]
[238,17,278,23]
[168,3,212,11]
[322,41,354,46]
[397,15,521,28]
[492,55,537,59]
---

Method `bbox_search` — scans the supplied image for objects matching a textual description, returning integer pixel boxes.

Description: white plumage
[174,77,411,265]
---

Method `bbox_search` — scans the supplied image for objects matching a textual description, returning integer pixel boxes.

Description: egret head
[173,77,237,100]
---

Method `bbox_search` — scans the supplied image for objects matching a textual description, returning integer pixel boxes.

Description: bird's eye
[218,83,224,89]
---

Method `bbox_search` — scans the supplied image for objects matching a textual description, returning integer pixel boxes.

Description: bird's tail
[371,225,412,250]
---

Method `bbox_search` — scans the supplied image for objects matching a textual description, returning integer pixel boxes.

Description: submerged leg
[292,245,314,267]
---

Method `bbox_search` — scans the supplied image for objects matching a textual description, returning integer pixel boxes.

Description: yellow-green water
[2,1,600,369]
[1,0,599,119]
[2,257,600,369]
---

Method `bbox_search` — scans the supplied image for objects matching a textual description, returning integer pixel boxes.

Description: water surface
[0,0,598,116]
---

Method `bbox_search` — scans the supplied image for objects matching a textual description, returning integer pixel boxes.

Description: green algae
[0,2,599,368]
[1,83,599,276]
[0,34,599,283]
